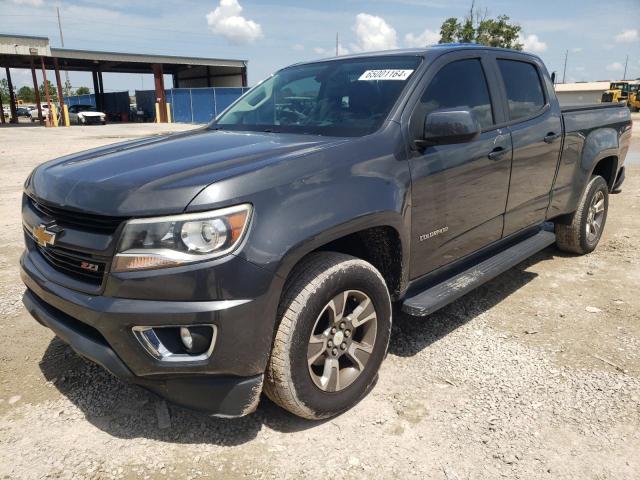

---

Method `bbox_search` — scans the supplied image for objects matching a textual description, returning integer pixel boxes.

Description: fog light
[180,327,193,350]
[132,325,217,362]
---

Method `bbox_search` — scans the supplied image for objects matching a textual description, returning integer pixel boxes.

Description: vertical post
[562,49,568,84]
[152,63,167,123]
[92,70,99,108]
[40,57,53,127]
[622,55,628,81]
[241,65,247,87]
[336,32,339,56]
[5,68,18,124]
[53,58,67,127]
[30,56,43,124]
[97,70,104,112]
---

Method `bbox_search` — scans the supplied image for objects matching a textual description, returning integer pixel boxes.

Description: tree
[438,2,523,50]
[0,78,9,105]
[64,80,73,96]
[17,85,35,103]
[38,80,57,101]
[75,86,90,95]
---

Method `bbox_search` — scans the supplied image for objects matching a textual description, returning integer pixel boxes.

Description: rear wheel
[556,175,609,254]
[264,252,391,420]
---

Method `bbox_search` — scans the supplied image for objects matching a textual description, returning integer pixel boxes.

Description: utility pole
[335,32,339,56]
[56,7,71,96]
[562,49,568,84]
[622,55,629,80]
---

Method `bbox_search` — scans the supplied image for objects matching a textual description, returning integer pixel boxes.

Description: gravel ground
[0,120,639,479]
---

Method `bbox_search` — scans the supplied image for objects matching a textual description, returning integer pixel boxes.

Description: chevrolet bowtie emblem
[33,223,58,247]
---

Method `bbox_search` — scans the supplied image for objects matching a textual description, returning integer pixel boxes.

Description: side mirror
[417,109,480,148]
[551,71,556,84]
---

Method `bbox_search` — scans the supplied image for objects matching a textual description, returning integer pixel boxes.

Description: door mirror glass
[421,109,480,145]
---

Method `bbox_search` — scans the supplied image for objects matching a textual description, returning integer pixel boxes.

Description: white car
[68,104,106,125]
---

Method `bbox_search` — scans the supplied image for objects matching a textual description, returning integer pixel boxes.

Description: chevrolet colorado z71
[21,45,631,419]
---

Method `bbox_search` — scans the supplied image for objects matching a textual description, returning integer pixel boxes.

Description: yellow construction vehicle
[601,81,639,106]
[628,83,640,112]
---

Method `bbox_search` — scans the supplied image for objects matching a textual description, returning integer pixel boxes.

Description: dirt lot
[0,120,639,480]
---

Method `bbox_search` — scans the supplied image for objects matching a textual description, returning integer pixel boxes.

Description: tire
[264,252,392,420]
[555,175,609,254]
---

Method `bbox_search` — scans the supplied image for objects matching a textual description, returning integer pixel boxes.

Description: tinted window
[414,58,494,133]
[215,56,421,137]
[498,60,545,121]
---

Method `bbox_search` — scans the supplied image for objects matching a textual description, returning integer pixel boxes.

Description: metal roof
[0,33,246,74]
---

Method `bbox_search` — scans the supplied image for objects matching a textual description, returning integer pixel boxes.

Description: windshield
[213,56,422,136]
[77,105,96,112]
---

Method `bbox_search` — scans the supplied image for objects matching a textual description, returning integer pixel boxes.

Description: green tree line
[1,80,91,105]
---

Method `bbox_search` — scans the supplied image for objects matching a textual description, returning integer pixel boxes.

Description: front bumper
[20,249,281,416]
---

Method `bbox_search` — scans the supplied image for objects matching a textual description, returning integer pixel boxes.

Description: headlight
[112,204,252,272]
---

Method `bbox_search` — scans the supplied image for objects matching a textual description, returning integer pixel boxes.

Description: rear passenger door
[405,52,512,279]
[495,55,563,236]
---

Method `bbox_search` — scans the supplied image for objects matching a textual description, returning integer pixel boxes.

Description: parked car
[20,45,630,419]
[16,107,30,117]
[29,104,49,122]
[67,104,106,125]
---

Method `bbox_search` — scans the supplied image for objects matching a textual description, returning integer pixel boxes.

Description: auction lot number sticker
[358,69,414,81]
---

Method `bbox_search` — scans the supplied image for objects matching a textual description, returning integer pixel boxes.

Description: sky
[1,0,639,94]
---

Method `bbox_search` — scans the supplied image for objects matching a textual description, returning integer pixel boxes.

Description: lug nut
[332,347,338,356]
[340,342,347,350]
[327,340,333,348]
[344,330,351,337]
[331,327,337,334]
[339,322,346,330]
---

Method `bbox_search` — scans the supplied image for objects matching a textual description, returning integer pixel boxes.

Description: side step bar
[402,230,556,317]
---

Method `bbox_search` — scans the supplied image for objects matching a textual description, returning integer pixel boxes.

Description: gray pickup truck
[20,45,631,419]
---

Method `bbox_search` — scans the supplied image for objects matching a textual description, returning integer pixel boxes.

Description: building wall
[556,90,604,106]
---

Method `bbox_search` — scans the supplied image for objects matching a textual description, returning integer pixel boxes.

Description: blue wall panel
[191,89,216,124]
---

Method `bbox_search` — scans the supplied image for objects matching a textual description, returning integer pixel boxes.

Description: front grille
[28,196,125,234]
[35,244,106,285]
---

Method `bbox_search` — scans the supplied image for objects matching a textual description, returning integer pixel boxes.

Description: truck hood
[27,129,345,216]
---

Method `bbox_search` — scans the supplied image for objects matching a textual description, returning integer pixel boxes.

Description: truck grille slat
[36,244,105,284]
[28,196,125,234]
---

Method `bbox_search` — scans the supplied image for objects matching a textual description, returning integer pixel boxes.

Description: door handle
[543,132,561,143]
[488,146,509,161]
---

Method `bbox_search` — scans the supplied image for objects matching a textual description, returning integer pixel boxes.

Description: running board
[402,230,556,317]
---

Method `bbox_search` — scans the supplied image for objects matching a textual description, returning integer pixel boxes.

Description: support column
[40,57,53,126]
[53,58,67,127]
[152,63,167,123]
[92,70,99,109]
[241,65,248,87]
[5,68,18,124]
[30,56,43,124]
[97,70,104,112]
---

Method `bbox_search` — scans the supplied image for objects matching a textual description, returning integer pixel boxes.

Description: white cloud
[520,34,547,53]
[9,0,43,5]
[404,29,440,48]
[206,0,262,45]
[614,29,638,43]
[337,44,350,56]
[292,44,305,51]
[313,47,329,55]
[571,47,582,53]
[606,62,624,72]
[350,13,397,52]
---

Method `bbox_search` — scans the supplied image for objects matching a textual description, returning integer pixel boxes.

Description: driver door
[406,53,512,279]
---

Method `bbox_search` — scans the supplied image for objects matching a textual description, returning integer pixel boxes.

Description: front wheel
[556,175,609,254]
[264,252,391,420]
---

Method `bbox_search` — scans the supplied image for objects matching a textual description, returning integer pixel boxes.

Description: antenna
[623,55,628,80]
[336,32,339,56]
[56,7,71,96]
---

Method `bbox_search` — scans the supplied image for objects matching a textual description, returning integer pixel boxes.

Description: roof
[0,33,246,74]
[291,44,542,67]
[554,82,612,92]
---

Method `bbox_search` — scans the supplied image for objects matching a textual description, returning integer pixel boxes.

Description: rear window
[497,60,545,121]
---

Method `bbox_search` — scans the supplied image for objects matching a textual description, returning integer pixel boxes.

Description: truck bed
[561,103,627,113]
